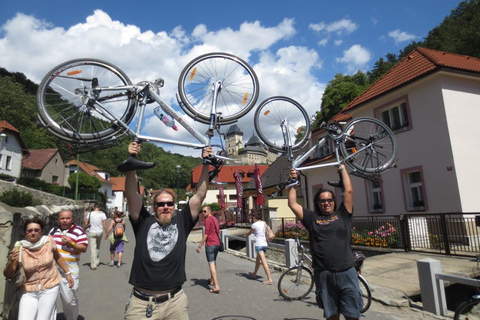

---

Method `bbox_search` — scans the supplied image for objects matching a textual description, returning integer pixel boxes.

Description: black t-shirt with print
[301,203,355,271]
[129,204,196,291]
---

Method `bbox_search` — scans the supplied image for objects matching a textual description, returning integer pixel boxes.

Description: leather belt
[133,287,182,304]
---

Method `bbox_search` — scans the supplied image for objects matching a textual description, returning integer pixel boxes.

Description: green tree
[67,172,101,192]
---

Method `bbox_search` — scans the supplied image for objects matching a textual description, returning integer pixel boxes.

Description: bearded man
[124,141,212,320]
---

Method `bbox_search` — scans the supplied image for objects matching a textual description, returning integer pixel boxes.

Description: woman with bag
[196,206,221,294]
[243,211,273,285]
[3,217,74,320]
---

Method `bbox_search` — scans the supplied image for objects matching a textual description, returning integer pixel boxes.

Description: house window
[52,175,59,185]
[6,156,12,170]
[404,170,426,211]
[0,154,3,168]
[380,101,410,132]
[313,137,332,159]
[367,180,383,212]
[229,194,238,201]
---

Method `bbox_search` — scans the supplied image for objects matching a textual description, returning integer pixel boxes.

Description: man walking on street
[124,141,213,320]
[288,165,362,320]
[50,210,88,320]
[84,204,107,270]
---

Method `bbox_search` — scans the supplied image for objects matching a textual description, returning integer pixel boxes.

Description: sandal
[209,288,220,294]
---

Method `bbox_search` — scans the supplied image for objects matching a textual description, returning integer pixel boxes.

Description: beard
[156,212,173,226]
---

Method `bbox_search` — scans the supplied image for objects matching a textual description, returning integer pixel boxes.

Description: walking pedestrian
[288,165,362,320]
[123,141,212,320]
[3,217,74,320]
[49,210,88,320]
[196,206,221,293]
[104,210,127,268]
[84,204,107,270]
[243,211,273,285]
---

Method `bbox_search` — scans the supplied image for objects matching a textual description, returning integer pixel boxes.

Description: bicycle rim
[178,52,259,124]
[339,117,397,174]
[358,274,372,313]
[37,58,136,142]
[277,265,314,300]
[454,298,480,320]
[254,96,310,152]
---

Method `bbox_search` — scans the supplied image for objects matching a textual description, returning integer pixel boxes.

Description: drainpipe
[299,170,309,208]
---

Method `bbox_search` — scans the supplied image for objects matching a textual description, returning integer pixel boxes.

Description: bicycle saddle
[327,180,344,189]
[117,157,156,173]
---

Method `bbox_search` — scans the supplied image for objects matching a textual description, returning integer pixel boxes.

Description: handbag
[265,222,275,242]
[215,228,224,252]
[10,245,26,287]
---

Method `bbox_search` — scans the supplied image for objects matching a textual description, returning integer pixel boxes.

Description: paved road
[55,224,459,319]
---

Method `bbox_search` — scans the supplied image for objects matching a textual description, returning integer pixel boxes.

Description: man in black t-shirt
[124,142,213,320]
[288,165,362,320]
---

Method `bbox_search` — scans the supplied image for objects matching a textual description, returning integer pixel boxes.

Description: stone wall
[0,180,86,320]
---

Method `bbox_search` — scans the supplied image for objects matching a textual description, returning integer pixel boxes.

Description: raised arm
[339,164,353,214]
[189,147,214,221]
[125,142,144,222]
[287,168,304,221]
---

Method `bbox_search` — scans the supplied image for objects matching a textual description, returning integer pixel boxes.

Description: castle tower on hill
[225,125,278,165]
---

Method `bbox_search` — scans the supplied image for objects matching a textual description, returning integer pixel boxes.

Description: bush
[0,188,41,207]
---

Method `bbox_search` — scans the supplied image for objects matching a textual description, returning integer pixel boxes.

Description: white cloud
[336,44,372,73]
[318,38,328,46]
[334,40,343,46]
[309,18,358,36]
[388,29,417,45]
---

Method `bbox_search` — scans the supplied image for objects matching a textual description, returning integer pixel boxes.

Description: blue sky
[0,0,462,155]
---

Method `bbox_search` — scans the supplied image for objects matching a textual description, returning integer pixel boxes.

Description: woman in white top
[243,212,273,284]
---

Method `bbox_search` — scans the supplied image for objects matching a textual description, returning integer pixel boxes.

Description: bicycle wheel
[37,58,136,142]
[339,117,397,174]
[358,274,372,313]
[277,265,314,300]
[254,96,310,152]
[454,298,480,320]
[178,52,259,124]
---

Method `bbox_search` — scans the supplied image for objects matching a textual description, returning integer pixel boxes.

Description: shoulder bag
[265,222,275,242]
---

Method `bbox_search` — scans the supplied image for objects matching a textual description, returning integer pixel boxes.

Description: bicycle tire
[254,96,311,152]
[454,298,480,320]
[37,58,136,142]
[338,117,397,174]
[178,52,259,125]
[277,265,314,300]
[358,274,372,313]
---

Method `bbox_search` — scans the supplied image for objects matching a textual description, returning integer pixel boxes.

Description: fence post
[417,258,446,316]
[440,213,451,255]
[246,234,256,259]
[285,239,297,268]
[220,229,228,250]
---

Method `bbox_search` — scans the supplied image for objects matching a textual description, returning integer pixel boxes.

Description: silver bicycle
[277,235,372,314]
[36,52,259,172]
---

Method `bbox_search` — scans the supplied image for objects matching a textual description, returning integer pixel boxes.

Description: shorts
[110,240,124,253]
[255,246,268,253]
[205,245,219,263]
[314,267,363,319]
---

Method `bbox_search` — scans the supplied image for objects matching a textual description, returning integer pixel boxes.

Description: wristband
[65,271,72,275]
[70,241,75,247]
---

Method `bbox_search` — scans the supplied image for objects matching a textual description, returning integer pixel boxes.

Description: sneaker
[107,261,114,267]
[117,263,122,268]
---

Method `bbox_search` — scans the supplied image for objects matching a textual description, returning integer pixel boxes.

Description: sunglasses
[319,199,334,204]
[201,210,207,213]
[155,201,175,207]
[26,228,41,234]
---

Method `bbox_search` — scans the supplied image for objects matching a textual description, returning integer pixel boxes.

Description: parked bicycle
[454,255,480,320]
[254,96,397,181]
[36,52,259,173]
[277,235,372,313]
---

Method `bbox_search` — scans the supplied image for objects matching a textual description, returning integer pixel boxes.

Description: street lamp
[176,165,181,207]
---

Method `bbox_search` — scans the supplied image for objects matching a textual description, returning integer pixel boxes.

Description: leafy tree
[67,172,101,192]
[0,189,41,207]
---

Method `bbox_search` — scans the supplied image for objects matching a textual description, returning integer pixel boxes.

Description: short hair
[114,211,124,218]
[152,189,176,205]
[24,217,45,233]
[313,189,337,213]
[93,204,102,210]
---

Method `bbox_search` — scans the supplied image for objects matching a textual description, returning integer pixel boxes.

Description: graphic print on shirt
[146,223,178,262]
[315,215,339,226]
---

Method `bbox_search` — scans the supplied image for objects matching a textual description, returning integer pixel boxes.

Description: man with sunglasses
[124,141,213,320]
[288,164,362,320]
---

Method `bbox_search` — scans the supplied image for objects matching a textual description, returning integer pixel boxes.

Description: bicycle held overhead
[36,52,260,173]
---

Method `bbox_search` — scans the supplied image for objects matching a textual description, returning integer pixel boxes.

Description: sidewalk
[60,226,472,319]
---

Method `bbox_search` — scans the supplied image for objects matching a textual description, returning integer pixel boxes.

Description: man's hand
[128,142,141,157]
[202,146,214,160]
[289,168,298,180]
[337,164,346,173]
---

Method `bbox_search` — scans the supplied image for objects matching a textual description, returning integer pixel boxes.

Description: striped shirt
[49,224,88,276]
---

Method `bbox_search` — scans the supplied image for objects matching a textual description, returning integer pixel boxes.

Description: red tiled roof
[22,149,59,170]
[0,120,19,133]
[191,164,269,184]
[110,176,126,192]
[341,47,480,113]
[68,160,111,184]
